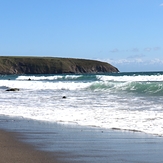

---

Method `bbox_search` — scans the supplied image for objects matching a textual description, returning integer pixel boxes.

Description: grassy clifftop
[0,56,119,74]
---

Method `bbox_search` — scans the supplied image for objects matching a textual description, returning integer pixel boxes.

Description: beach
[1,116,163,163]
[0,129,65,163]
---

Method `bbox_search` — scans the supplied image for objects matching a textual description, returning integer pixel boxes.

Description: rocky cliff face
[0,57,119,74]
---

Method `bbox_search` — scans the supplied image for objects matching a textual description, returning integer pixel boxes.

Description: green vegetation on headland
[0,56,119,74]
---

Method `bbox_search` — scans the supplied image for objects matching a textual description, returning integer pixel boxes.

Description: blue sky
[0,0,163,72]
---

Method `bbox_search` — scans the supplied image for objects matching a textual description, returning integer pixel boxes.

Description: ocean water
[0,71,163,136]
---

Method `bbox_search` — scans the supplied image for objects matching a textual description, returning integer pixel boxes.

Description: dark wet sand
[0,129,65,163]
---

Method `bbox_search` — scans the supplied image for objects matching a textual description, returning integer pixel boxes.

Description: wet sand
[1,116,163,163]
[0,129,65,163]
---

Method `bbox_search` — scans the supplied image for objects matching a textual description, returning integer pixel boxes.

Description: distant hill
[0,56,119,74]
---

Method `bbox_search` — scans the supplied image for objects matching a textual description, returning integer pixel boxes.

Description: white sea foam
[97,75,163,82]
[16,75,82,81]
[0,80,91,90]
[16,75,63,80]
[0,85,163,136]
[65,75,82,79]
[1,73,163,136]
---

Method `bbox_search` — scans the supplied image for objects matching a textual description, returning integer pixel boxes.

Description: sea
[0,71,163,136]
[1,71,163,163]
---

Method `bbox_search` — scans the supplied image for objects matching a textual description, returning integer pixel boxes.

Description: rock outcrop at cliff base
[0,56,119,74]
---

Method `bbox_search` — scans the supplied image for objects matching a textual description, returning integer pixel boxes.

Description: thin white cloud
[150,58,163,64]
[104,58,163,65]
[153,47,161,51]
[132,48,139,52]
[160,3,163,6]
[144,47,151,52]
[115,58,143,64]
[104,58,143,65]
[110,48,119,53]
[98,57,163,71]
[128,54,145,59]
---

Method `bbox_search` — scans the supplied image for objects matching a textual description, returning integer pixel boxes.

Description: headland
[0,56,119,74]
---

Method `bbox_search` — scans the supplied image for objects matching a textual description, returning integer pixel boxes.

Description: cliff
[0,56,119,74]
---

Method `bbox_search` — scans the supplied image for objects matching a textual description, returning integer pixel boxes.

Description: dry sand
[0,129,65,163]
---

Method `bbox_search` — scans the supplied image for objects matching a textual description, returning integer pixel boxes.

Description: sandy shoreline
[1,116,163,163]
[0,129,67,163]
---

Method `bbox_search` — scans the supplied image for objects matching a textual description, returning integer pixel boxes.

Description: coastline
[1,116,163,163]
[0,56,119,74]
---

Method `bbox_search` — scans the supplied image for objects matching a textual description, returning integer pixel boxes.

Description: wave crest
[88,81,163,95]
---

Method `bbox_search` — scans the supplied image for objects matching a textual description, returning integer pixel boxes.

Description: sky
[0,0,163,72]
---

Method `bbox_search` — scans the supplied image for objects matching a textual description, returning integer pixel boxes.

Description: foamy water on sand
[0,72,163,136]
